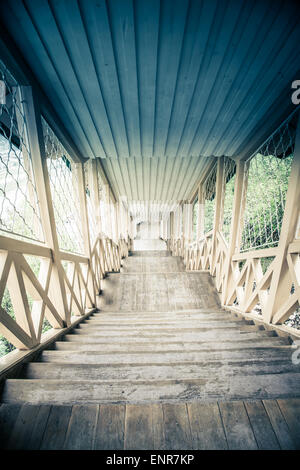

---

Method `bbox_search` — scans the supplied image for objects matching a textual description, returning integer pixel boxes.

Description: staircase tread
[6,373,300,384]
[3,373,300,405]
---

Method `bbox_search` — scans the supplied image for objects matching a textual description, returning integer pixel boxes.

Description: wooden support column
[174,208,179,240]
[265,114,300,324]
[211,157,225,275]
[183,203,193,244]
[162,219,167,240]
[114,201,119,242]
[170,211,174,242]
[75,162,97,307]
[106,186,113,239]
[20,86,70,325]
[101,183,108,237]
[75,163,92,257]
[89,159,101,235]
[182,203,192,265]
[119,199,128,240]
[179,204,183,240]
[222,159,248,305]
[197,184,205,241]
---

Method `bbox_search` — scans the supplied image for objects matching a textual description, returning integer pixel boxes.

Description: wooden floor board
[125,404,155,450]
[244,401,280,450]
[277,398,300,449]
[40,405,72,450]
[187,402,228,450]
[94,404,125,450]
[1,404,51,450]
[1,399,300,449]
[262,399,296,450]
[64,404,98,450]
[0,404,21,449]
[163,403,193,450]
[218,401,258,450]
[152,403,166,450]
[5,405,42,450]
[26,405,51,450]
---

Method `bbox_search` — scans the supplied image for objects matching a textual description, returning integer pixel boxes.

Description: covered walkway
[0,0,300,451]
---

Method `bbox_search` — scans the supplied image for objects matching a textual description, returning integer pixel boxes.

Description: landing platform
[132,238,167,251]
[1,399,299,449]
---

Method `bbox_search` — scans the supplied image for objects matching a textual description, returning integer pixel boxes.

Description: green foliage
[222,174,236,242]
[204,199,215,233]
[241,153,292,251]
[0,289,16,357]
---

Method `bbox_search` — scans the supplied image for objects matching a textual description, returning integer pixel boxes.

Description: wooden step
[63,329,278,343]
[53,337,289,352]
[130,251,171,257]
[23,359,300,381]
[39,347,292,364]
[72,324,263,336]
[96,307,227,314]
[88,307,230,316]
[85,313,245,324]
[77,319,256,331]
[121,257,185,273]
[3,373,300,405]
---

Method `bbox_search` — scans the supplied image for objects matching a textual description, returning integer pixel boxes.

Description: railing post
[169,211,174,252]
[114,201,119,243]
[109,189,115,241]
[221,159,248,305]
[75,162,97,306]
[103,184,111,238]
[20,86,70,325]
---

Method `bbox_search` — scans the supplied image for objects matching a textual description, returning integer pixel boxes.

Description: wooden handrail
[0,231,131,356]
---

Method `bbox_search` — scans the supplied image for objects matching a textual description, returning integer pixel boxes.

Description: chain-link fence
[240,111,297,252]
[0,60,43,243]
[202,161,217,234]
[42,117,85,254]
[84,162,97,248]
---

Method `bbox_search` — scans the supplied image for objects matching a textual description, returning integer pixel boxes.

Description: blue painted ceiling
[1,0,300,203]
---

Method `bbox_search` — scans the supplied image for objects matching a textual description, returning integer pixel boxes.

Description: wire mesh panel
[0,60,43,242]
[202,162,217,234]
[221,157,236,243]
[240,112,297,252]
[42,117,84,254]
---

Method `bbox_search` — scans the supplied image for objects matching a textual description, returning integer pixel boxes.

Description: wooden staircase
[2,249,300,406]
